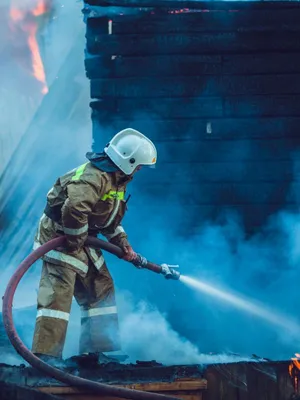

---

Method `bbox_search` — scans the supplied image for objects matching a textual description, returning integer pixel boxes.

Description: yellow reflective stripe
[71,163,88,181]
[101,190,124,201]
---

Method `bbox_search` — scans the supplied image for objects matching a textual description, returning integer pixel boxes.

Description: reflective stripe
[44,250,88,274]
[64,224,88,236]
[71,163,88,181]
[33,242,88,274]
[101,191,124,201]
[89,248,105,270]
[37,309,69,321]
[103,199,120,229]
[81,306,117,318]
[105,225,125,240]
[95,255,105,270]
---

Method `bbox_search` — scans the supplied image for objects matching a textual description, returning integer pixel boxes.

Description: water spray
[180,275,300,336]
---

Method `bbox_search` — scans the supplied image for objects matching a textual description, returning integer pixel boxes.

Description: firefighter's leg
[32,261,76,358]
[74,257,120,354]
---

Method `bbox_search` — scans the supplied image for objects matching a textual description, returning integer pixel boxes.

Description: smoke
[116,293,255,365]
[1,0,300,367]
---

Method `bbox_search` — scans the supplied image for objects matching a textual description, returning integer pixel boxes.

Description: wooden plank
[86,10,300,34]
[37,380,206,400]
[38,394,201,400]
[38,380,207,394]
[90,75,300,98]
[90,97,223,118]
[85,53,300,78]
[84,54,223,79]
[223,53,300,75]
[86,32,300,55]
[90,95,300,118]
[91,116,300,140]
[84,0,300,10]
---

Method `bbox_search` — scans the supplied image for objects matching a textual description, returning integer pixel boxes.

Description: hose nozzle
[161,264,180,280]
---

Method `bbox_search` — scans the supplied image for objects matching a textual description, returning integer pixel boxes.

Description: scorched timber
[83,0,300,10]
[86,32,300,56]
[90,75,300,98]
[90,95,300,118]
[0,360,298,400]
[86,10,300,34]
[85,53,300,79]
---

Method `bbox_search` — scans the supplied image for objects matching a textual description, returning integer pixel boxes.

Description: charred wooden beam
[86,10,300,35]
[85,54,222,78]
[91,95,300,118]
[85,53,300,78]
[84,0,300,10]
[86,32,300,56]
[37,379,207,399]
[90,75,300,98]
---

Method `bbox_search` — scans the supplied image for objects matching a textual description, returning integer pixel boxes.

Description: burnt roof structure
[0,359,299,400]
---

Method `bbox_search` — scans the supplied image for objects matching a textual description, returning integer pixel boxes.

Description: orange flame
[289,353,300,393]
[10,0,49,95]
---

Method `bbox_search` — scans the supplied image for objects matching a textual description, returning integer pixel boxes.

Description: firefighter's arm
[62,180,102,251]
[103,225,129,248]
[102,226,136,261]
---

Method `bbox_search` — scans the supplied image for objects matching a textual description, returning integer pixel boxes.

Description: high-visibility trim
[81,306,117,318]
[33,241,88,274]
[102,200,120,229]
[64,224,88,236]
[101,190,124,201]
[71,163,88,181]
[44,250,88,274]
[105,225,125,240]
[37,309,70,321]
[89,248,105,270]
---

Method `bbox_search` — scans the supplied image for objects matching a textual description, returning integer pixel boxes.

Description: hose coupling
[161,264,181,280]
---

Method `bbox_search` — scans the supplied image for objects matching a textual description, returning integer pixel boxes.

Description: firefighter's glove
[122,245,137,262]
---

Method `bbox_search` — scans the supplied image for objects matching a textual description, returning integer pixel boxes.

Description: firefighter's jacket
[34,154,132,277]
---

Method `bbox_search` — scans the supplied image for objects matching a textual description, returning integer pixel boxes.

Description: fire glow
[10,0,49,95]
[289,354,300,393]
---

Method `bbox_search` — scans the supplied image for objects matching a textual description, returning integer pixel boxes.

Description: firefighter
[32,128,157,364]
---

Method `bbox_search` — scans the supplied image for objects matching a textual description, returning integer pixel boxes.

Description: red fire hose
[2,236,180,400]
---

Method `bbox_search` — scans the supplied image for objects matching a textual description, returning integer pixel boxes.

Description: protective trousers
[32,255,120,358]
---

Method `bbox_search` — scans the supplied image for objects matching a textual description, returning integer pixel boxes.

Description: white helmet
[104,128,157,175]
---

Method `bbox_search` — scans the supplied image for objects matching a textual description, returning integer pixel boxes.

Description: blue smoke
[1,0,300,365]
